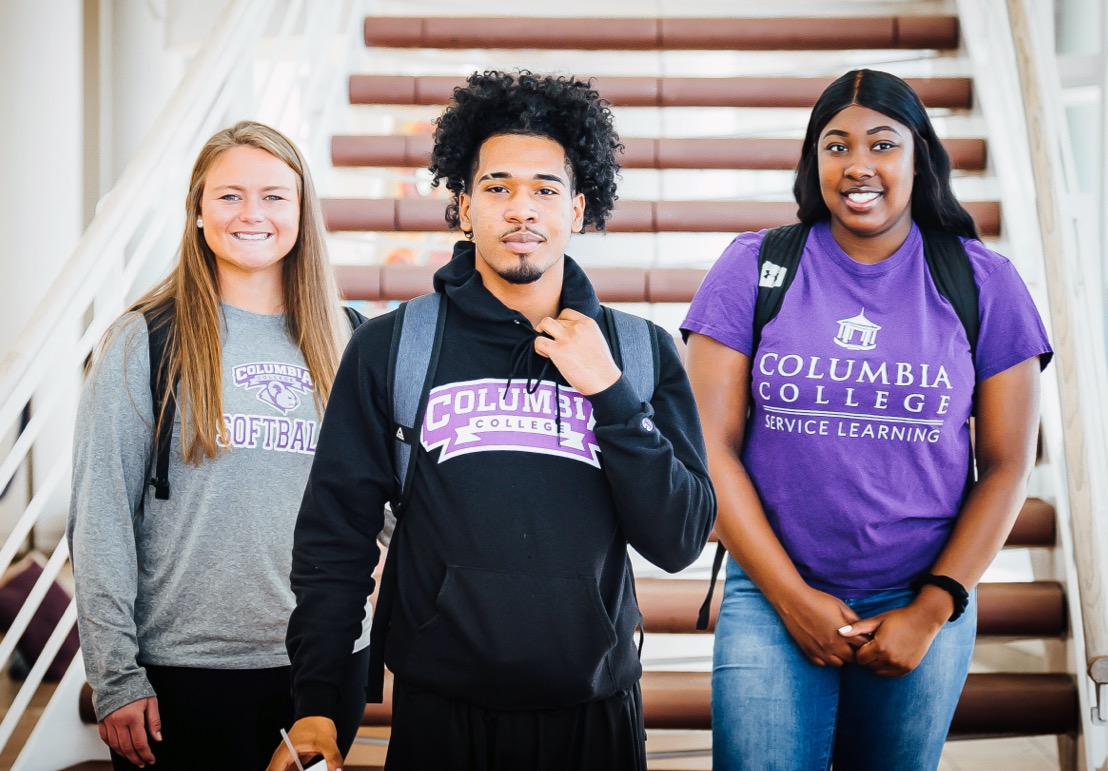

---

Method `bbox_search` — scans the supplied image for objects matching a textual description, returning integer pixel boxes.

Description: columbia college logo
[421,378,601,467]
[232,362,314,415]
[834,309,881,351]
[756,307,955,446]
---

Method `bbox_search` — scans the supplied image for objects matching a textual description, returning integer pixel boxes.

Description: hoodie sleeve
[588,327,717,572]
[66,315,158,720]
[286,316,394,720]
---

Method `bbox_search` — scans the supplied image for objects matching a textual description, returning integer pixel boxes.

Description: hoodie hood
[433,241,602,327]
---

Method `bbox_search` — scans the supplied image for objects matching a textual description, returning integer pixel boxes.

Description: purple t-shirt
[682,221,1052,597]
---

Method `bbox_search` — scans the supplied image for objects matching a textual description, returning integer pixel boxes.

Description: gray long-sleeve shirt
[68,305,346,720]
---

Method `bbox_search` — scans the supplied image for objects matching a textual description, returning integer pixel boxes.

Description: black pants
[385,678,647,771]
[110,648,369,771]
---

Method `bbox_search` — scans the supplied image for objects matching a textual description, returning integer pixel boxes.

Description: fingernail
[155,732,163,741]
[838,625,852,634]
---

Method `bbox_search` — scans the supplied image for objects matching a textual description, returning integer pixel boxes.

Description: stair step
[332,135,987,172]
[356,670,1077,739]
[637,670,1078,737]
[349,74,974,110]
[1006,496,1056,547]
[322,198,1000,236]
[335,263,707,304]
[363,16,959,51]
[637,578,1066,638]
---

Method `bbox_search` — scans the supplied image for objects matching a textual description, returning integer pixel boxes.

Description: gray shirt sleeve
[67,314,157,720]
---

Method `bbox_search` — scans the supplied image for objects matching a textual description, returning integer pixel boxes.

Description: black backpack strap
[921,229,979,362]
[696,541,727,631]
[602,306,659,403]
[143,305,176,501]
[343,304,369,331]
[367,292,446,703]
[753,223,810,355]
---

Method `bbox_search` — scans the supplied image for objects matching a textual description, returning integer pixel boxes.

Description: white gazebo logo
[834,309,881,351]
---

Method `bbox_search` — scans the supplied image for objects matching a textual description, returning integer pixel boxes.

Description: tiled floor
[940,737,1061,771]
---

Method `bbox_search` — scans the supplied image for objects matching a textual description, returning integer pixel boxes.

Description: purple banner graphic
[421,378,601,467]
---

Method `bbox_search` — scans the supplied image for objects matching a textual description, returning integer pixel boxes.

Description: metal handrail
[958,0,1108,764]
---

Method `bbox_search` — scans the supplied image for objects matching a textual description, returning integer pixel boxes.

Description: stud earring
[196,217,204,229]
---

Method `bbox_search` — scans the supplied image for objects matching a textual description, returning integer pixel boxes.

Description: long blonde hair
[128,121,345,464]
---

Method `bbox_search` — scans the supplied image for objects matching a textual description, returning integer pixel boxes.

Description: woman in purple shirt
[682,69,1052,770]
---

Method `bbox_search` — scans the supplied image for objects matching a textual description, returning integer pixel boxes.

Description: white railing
[0,0,364,764]
[958,0,1108,767]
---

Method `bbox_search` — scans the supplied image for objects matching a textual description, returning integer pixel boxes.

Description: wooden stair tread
[332,135,987,172]
[321,197,1000,236]
[635,671,1077,737]
[363,16,959,51]
[334,264,707,304]
[356,670,1077,738]
[349,74,973,110]
[636,577,1066,638]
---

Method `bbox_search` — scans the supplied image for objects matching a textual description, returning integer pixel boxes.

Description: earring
[196,217,204,229]
[462,229,473,241]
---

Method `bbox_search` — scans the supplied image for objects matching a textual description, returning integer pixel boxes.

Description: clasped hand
[780,588,942,676]
[839,603,947,677]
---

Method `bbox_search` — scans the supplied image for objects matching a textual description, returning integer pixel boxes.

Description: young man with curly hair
[269,70,716,771]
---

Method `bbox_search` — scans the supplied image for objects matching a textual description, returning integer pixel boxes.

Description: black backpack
[695,223,981,630]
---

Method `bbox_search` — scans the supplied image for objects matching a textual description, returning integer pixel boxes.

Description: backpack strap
[387,293,446,513]
[143,305,176,501]
[602,306,659,403]
[367,292,446,703]
[920,229,979,362]
[753,223,810,355]
[343,304,369,330]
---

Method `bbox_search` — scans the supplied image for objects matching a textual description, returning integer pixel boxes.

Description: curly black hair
[429,70,622,232]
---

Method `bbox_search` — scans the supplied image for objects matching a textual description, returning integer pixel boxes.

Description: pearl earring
[196,217,204,229]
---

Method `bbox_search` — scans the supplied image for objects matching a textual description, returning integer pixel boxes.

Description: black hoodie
[287,243,716,718]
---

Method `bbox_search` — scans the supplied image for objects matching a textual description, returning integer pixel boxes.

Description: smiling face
[458,133,585,294]
[199,144,300,286]
[817,104,916,262]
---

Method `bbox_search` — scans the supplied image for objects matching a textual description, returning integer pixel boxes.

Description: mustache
[497,227,547,240]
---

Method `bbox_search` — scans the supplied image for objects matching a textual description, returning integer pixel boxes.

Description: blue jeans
[712,560,976,771]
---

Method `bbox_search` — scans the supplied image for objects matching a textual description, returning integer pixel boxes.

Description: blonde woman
[68,121,368,770]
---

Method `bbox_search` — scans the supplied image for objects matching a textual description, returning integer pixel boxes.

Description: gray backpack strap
[604,307,659,404]
[380,292,445,546]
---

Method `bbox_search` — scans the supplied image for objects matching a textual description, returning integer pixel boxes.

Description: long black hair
[429,70,622,232]
[793,69,979,239]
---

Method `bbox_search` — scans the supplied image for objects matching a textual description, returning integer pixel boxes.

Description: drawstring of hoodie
[505,333,563,445]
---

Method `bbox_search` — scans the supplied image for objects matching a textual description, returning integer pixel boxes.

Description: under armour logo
[759,261,787,288]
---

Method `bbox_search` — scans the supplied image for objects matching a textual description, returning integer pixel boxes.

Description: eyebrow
[822,125,903,139]
[477,171,568,185]
[210,184,295,192]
